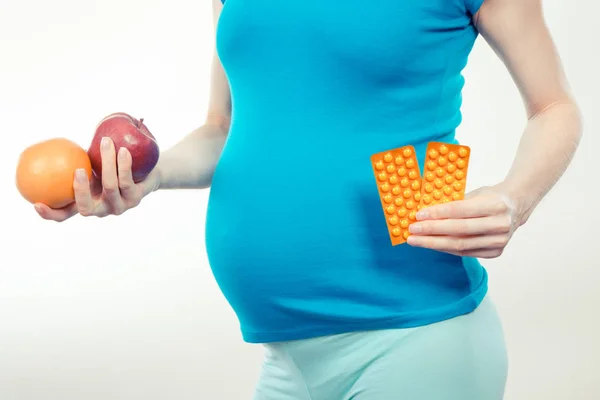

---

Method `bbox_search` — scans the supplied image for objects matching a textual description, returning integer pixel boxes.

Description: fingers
[73,168,107,217]
[35,139,139,221]
[409,215,512,236]
[100,137,125,211]
[460,248,505,259]
[416,196,509,221]
[34,202,78,222]
[407,233,510,257]
[116,147,137,198]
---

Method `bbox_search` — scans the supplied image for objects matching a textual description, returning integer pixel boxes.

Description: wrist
[141,165,163,196]
[494,180,540,227]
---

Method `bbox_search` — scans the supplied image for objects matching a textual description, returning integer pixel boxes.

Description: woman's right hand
[35,137,160,222]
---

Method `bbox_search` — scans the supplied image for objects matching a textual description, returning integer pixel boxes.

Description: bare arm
[35,0,231,221]
[155,0,231,190]
[407,0,582,257]
[475,0,583,224]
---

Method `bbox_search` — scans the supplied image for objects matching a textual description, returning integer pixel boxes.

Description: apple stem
[138,118,144,128]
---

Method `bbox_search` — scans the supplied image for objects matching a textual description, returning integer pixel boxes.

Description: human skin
[36,0,582,263]
[406,0,582,258]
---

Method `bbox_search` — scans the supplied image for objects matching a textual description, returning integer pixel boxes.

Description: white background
[0,0,596,399]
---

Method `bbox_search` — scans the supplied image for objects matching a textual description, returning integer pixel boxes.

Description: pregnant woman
[37,0,582,398]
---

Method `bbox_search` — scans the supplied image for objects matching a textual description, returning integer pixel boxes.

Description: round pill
[384,153,393,162]
[439,145,449,155]
[403,148,413,158]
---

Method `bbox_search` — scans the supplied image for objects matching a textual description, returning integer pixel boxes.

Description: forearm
[498,102,583,224]
[154,122,228,190]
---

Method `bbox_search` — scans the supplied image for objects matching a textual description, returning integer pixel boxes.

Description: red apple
[88,112,160,183]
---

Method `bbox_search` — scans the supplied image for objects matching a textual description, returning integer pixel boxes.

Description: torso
[206,0,487,343]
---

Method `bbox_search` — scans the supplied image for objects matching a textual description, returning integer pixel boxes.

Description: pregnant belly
[203,145,385,312]
[202,136,475,332]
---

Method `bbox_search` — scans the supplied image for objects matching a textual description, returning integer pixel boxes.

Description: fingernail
[416,210,428,220]
[409,224,421,234]
[75,168,87,182]
[118,147,128,161]
[101,137,110,149]
[34,204,43,214]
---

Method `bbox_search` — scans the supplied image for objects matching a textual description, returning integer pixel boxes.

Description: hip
[255,296,508,400]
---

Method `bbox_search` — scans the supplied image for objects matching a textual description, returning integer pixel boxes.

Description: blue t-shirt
[207,0,487,343]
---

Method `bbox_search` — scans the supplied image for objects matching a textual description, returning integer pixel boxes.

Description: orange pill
[419,142,470,210]
[371,145,421,246]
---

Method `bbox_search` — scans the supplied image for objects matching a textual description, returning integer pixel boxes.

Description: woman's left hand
[407,185,523,259]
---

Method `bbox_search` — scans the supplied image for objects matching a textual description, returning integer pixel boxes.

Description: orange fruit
[16,138,92,209]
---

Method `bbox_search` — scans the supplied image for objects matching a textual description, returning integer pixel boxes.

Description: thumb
[35,202,78,222]
[464,185,491,200]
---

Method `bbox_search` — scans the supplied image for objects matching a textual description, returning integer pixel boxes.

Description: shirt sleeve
[464,0,485,15]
